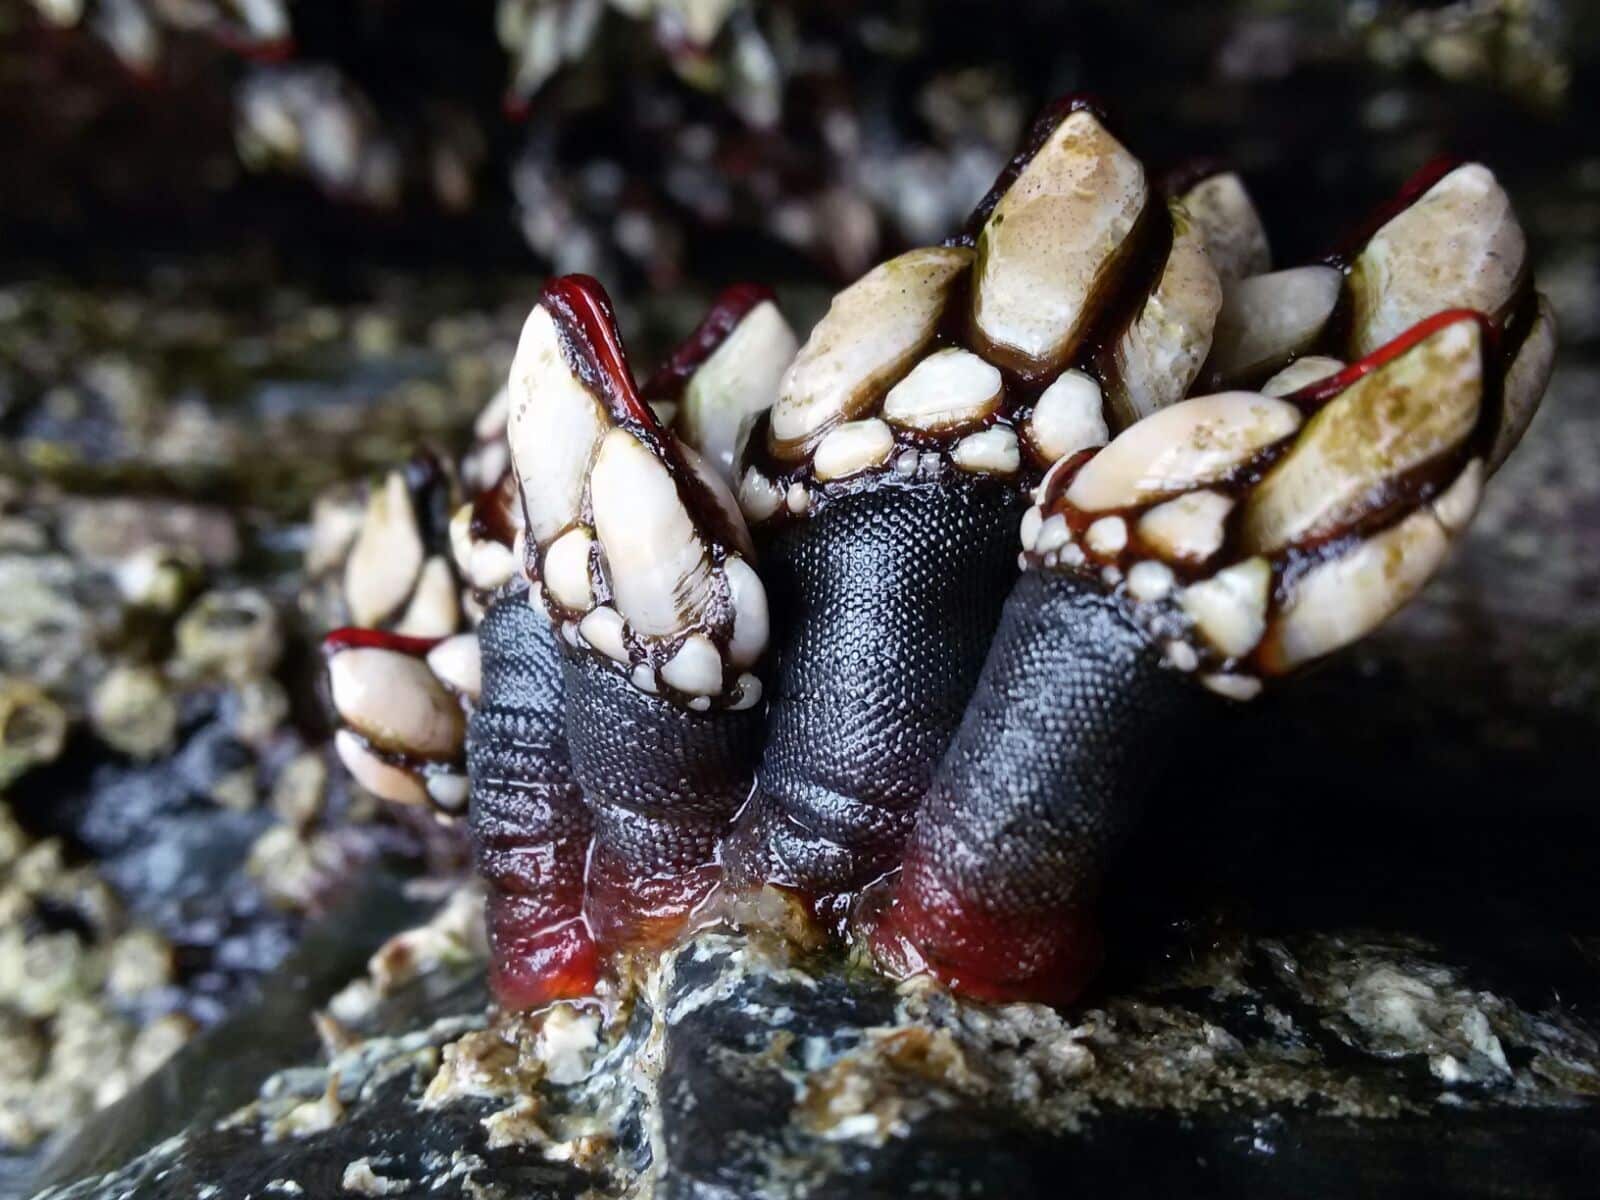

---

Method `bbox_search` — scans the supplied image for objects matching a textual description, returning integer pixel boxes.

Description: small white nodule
[1138,490,1234,564]
[1201,673,1262,701]
[951,427,1021,475]
[543,527,595,611]
[660,634,723,696]
[724,556,769,668]
[1126,560,1175,602]
[1019,506,1044,552]
[426,773,470,813]
[578,606,629,663]
[813,419,895,481]
[882,347,1003,434]
[1180,556,1271,660]
[469,539,517,593]
[1028,369,1108,465]
[1085,515,1128,557]
[738,468,784,522]
[335,730,427,807]
[730,673,764,710]
[426,633,482,702]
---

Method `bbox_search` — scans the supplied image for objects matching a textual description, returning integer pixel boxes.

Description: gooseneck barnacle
[868,309,1507,1004]
[322,92,1555,1012]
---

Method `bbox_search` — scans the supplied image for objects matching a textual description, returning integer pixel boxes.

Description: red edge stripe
[641,283,777,403]
[322,627,444,659]
[1327,154,1464,266]
[1284,308,1495,408]
[539,274,658,431]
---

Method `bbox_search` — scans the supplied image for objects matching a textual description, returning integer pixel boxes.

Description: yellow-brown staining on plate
[1019,311,1496,700]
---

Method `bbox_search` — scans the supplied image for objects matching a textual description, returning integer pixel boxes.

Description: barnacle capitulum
[319,91,1556,1017]
[505,274,783,960]
[324,627,476,815]
[868,308,1528,1005]
[725,99,1191,916]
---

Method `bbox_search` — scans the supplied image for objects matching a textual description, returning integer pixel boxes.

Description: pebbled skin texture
[874,570,1201,1005]
[469,599,598,1008]
[727,482,1024,902]
[562,652,762,951]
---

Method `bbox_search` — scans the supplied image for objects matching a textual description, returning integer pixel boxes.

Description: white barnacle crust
[1206,266,1343,385]
[677,301,798,479]
[1027,369,1108,465]
[328,647,465,759]
[1065,391,1301,512]
[1178,171,1271,284]
[951,427,1021,476]
[1491,294,1556,472]
[1102,204,1223,428]
[1179,557,1271,660]
[508,305,609,544]
[971,109,1147,376]
[344,470,424,628]
[1137,490,1233,563]
[1348,163,1526,358]
[1261,356,1345,397]
[1240,317,1483,555]
[334,730,428,807]
[881,348,1003,434]
[426,633,482,702]
[813,419,895,481]
[768,246,971,457]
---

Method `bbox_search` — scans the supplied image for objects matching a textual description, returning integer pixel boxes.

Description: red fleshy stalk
[486,907,600,1010]
[865,858,1103,1007]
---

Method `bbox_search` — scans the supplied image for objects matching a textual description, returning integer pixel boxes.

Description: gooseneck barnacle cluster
[321,93,1555,1010]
